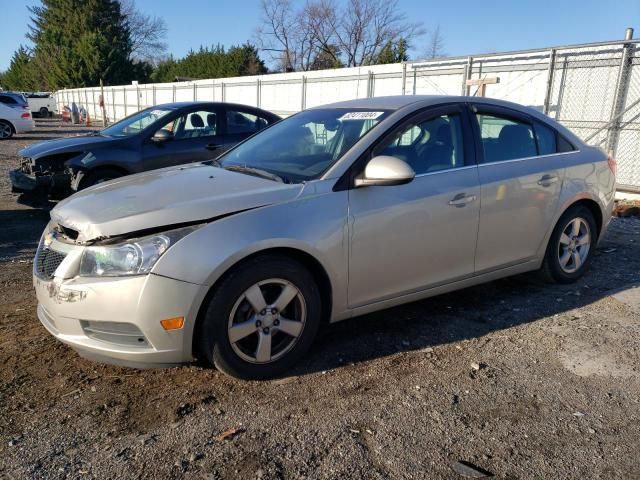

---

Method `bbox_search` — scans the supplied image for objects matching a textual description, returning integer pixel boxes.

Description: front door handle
[205,143,221,150]
[537,174,558,187]
[448,193,477,207]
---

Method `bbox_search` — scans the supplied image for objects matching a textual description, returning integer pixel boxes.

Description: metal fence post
[172,84,176,102]
[136,86,141,112]
[401,62,407,95]
[257,78,261,107]
[301,76,307,110]
[412,68,417,95]
[193,83,197,101]
[212,81,215,101]
[366,71,374,97]
[123,87,128,117]
[221,82,226,102]
[607,27,635,156]
[463,56,473,95]
[152,85,156,105]
[543,48,557,115]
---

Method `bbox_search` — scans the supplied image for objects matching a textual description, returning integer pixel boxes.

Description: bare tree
[424,24,446,59]
[120,0,168,64]
[256,0,423,71]
[331,0,423,67]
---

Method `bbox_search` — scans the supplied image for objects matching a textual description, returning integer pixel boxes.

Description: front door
[348,105,480,307]
[142,107,224,169]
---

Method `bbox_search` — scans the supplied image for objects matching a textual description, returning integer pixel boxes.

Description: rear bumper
[14,117,35,133]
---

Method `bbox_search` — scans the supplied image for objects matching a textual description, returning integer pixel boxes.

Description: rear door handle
[205,143,221,150]
[537,174,558,187]
[448,193,477,207]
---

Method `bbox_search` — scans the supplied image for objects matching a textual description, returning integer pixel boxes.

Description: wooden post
[465,77,500,97]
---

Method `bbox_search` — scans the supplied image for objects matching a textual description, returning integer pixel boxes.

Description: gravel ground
[1,120,640,479]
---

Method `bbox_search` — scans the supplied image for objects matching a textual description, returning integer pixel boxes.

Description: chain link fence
[56,31,640,191]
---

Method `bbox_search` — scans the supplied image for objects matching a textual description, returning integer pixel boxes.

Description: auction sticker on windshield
[339,111,384,121]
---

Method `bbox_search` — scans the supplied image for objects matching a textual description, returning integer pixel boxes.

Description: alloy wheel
[557,217,591,274]
[0,122,12,139]
[227,278,306,364]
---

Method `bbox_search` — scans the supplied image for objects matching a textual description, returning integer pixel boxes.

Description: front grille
[35,246,67,279]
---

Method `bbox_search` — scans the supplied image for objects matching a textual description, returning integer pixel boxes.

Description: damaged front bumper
[10,157,72,194]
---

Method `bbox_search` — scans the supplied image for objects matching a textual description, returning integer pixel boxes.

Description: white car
[0,101,35,139]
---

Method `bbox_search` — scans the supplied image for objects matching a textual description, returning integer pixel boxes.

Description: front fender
[152,188,349,319]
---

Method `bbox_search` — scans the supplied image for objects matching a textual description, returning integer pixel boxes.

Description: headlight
[79,226,199,277]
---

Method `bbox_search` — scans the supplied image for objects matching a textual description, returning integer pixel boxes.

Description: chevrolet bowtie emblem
[43,231,56,247]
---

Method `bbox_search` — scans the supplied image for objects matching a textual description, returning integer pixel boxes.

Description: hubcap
[227,279,306,364]
[0,123,11,139]
[557,217,591,273]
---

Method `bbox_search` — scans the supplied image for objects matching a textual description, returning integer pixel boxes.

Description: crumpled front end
[10,154,73,194]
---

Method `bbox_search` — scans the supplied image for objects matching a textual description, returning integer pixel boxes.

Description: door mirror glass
[152,129,173,142]
[355,155,415,187]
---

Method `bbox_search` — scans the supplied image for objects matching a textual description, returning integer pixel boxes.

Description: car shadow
[289,228,638,378]
[0,208,51,261]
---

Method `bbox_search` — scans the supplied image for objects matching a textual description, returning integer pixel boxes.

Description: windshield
[101,107,174,137]
[218,108,389,183]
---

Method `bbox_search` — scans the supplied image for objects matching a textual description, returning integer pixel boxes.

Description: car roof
[153,101,278,114]
[313,95,543,114]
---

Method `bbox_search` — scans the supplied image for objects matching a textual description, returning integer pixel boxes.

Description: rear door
[221,107,274,151]
[471,104,565,272]
[348,104,481,307]
[141,107,224,169]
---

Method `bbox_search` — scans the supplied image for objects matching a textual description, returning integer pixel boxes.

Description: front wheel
[77,168,123,190]
[196,255,322,380]
[540,205,597,283]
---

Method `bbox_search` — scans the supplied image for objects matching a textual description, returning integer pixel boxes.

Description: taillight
[608,155,617,176]
[21,112,31,118]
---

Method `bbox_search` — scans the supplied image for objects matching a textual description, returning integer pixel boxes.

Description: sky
[0,0,639,71]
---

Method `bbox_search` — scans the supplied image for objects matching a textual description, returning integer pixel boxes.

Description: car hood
[19,134,115,158]
[51,163,303,243]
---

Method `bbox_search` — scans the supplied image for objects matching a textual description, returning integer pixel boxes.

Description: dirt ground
[1,119,640,479]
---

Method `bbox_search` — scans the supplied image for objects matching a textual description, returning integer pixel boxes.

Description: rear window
[0,96,17,105]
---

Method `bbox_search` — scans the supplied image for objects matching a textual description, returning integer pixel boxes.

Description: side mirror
[152,129,173,142]
[354,155,415,188]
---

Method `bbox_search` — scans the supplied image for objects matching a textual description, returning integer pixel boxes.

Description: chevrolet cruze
[33,96,615,379]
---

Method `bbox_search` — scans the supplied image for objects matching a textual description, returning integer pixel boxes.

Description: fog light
[160,316,185,331]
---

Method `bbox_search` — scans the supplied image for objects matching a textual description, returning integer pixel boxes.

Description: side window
[172,110,218,140]
[226,110,269,135]
[534,122,557,156]
[476,114,536,162]
[0,96,17,105]
[377,114,465,174]
[557,134,576,153]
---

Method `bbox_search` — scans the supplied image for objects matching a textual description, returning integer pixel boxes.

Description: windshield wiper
[223,165,285,183]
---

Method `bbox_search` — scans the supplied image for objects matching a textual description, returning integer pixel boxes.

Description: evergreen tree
[1,46,36,90]
[374,38,409,65]
[27,0,138,89]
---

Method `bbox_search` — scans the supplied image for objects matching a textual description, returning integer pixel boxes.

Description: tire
[540,205,597,284]
[39,107,49,117]
[0,120,14,140]
[77,168,123,190]
[196,255,322,380]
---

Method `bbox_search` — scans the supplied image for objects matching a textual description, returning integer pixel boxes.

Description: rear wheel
[78,168,124,190]
[39,107,49,117]
[540,205,597,283]
[196,255,322,380]
[0,120,13,140]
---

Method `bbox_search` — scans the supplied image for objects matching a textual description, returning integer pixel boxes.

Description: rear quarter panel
[537,146,614,258]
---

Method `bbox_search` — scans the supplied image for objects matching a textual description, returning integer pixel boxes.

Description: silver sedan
[33,96,615,379]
